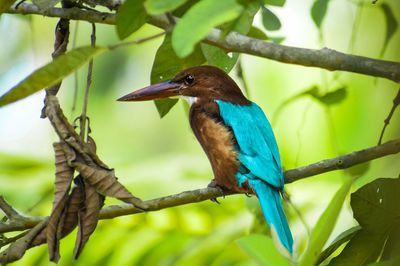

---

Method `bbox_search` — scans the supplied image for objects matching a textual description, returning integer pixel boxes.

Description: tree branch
[1,138,399,234]
[6,3,400,83]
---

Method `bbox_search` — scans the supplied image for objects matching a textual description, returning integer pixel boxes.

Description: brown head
[117,66,250,105]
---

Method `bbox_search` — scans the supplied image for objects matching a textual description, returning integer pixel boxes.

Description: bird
[117,65,293,253]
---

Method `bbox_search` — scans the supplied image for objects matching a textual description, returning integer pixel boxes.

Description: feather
[217,100,293,253]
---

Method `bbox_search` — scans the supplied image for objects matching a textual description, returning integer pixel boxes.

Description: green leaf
[263,0,285,7]
[317,225,361,264]
[116,0,147,40]
[144,0,187,15]
[329,178,400,265]
[311,0,330,29]
[212,2,258,68]
[151,34,205,117]
[220,1,259,39]
[380,3,398,56]
[298,177,354,266]
[344,161,370,177]
[0,0,16,14]
[0,46,107,107]
[318,87,347,105]
[247,26,268,40]
[304,86,347,106]
[201,44,238,73]
[154,98,179,117]
[261,6,281,31]
[172,0,243,57]
[328,228,388,265]
[352,178,400,231]
[381,226,400,263]
[269,36,286,43]
[32,0,61,10]
[237,234,290,266]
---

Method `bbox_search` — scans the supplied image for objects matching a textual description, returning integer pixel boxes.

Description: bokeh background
[1,0,399,265]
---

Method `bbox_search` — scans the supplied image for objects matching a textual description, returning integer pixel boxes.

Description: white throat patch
[180,96,198,106]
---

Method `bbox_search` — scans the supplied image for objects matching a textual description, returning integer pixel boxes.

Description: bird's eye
[184,75,195,85]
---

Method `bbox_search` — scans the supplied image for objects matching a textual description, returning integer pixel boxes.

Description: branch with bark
[6,3,400,83]
[2,137,400,235]
[2,1,400,264]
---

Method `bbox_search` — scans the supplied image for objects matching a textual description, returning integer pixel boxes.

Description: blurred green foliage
[0,0,399,265]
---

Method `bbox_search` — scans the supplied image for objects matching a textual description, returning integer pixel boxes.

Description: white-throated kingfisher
[118,66,293,253]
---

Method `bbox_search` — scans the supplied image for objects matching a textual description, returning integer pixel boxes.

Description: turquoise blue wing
[216,100,284,189]
[217,100,293,253]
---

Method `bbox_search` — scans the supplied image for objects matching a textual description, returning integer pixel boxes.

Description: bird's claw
[210,198,220,204]
[207,181,225,203]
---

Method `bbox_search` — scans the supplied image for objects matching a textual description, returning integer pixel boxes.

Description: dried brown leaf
[47,142,75,263]
[29,182,83,248]
[87,136,97,153]
[73,162,148,211]
[61,183,83,236]
[29,227,47,248]
[73,180,104,259]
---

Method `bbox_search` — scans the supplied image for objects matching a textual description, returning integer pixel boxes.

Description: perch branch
[1,137,399,233]
[6,3,400,83]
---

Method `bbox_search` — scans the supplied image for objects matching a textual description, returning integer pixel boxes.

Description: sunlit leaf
[237,234,290,266]
[311,0,330,28]
[0,46,107,107]
[151,34,205,117]
[261,6,281,31]
[0,0,16,14]
[116,0,147,40]
[219,2,259,40]
[269,36,286,43]
[298,177,354,266]
[380,3,398,56]
[144,0,186,15]
[201,44,238,73]
[263,0,285,7]
[207,2,257,72]
[247,26,268,40]
[317,225,361,264]
[172,0,242,57]
[329,178,400,265]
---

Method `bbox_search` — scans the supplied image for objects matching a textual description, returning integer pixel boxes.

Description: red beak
[117,80,181,102]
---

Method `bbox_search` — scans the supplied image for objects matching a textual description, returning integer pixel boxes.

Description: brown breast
[189,100,254,194]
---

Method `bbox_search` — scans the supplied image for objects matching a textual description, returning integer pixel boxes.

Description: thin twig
[0,231,29,248]
[378,88,400,145]
[7,3,400,82]
[0,197,23,221]
[79,23,95,140]
[71,20,80,115]
[109,32,165,50]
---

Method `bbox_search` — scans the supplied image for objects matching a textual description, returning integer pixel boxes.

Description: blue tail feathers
[249,179,293,253]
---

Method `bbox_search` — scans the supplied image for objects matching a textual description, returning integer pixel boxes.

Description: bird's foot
[208,180,226,204]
